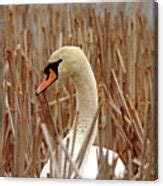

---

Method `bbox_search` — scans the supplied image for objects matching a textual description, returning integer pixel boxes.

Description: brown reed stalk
[1,3,157,180]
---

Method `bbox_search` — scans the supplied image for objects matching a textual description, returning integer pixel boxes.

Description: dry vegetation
[0,3,157,180]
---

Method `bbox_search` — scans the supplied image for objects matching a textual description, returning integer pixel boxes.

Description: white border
[0,0,154,5]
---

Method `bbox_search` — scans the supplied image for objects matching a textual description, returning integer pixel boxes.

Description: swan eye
[36,59,62,95]
[44,58,62,77]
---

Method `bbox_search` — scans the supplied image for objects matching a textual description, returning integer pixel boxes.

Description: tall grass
[0,3,157,180]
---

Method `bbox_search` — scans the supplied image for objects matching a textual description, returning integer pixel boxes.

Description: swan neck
[72,62,98,143]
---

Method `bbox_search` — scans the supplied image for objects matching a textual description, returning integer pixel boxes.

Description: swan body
[40,145,125,179]
[37,46,125,179]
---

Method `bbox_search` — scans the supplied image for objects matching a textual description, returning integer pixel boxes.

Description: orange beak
[36,69,57,95]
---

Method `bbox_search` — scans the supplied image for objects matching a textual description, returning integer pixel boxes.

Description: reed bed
[0,3,157,180]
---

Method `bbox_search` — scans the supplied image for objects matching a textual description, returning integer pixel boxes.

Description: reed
[0,3,157,180]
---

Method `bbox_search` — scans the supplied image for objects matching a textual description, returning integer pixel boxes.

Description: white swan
[36,46,125,179]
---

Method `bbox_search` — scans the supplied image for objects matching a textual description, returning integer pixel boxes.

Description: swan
[36,46,125,179]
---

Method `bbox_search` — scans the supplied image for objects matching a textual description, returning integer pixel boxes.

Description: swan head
[36,46,87,95]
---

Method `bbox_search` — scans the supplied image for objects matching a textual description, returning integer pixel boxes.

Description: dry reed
[0,3,157,180]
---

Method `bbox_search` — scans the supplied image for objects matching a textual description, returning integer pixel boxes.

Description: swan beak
[36,69,57,95]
